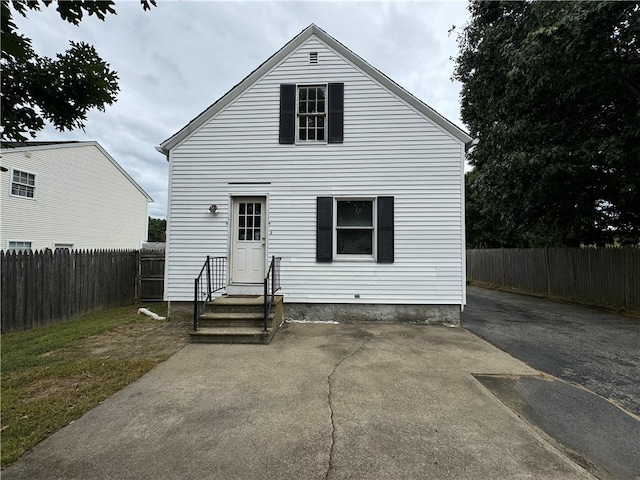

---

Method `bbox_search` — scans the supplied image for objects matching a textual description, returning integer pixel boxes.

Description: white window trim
[296,83,328,145]
[333,197,376,261]
[7,240,33,253]
[10,168,37,200]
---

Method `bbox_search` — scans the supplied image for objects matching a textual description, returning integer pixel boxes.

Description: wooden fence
[139,249,166,302]
[466,248,640,313]
[1,249,139,333]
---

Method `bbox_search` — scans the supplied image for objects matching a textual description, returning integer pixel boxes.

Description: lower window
[316,196,393,264]
[336,199,374,256]
[7,241,32,253]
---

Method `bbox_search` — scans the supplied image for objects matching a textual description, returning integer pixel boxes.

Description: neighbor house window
[298,85,326,142]
[336,199,374,257]
[11,169,35,198]
[7,241,32,253]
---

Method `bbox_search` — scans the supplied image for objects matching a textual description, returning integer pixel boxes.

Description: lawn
[0,304,189,467]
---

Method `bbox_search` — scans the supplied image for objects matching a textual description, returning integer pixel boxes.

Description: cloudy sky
[14,0,471,218]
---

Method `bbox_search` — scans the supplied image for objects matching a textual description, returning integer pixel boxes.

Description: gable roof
[1,141,153,202]
[158,24,473,155]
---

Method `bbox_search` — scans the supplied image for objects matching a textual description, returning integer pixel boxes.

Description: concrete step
[192,295,283,345]
[190,327,275,345]
[198,312,274,328]
[206,295,265,314]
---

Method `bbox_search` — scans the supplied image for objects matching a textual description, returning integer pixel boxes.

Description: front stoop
[190,295,283,344]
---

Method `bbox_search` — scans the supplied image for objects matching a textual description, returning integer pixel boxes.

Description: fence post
[135,249,141,303]
[624,247,631,311]
[545,247,551,297]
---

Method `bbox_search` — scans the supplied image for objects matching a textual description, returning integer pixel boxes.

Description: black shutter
[317,197,333,263]
[279,84,296,144]
[377,197,394,263]
[327,83,344,143]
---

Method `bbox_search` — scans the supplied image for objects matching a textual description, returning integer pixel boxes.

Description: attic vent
[309,52,318,64]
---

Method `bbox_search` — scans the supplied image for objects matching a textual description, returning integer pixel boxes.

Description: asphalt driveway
[2,322,593,480]
[462,286,640,479]
[462,286,640,416]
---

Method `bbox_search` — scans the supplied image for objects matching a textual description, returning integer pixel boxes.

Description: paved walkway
[3,323,594,480]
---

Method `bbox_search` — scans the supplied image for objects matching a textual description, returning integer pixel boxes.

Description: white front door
[231,197,266,284]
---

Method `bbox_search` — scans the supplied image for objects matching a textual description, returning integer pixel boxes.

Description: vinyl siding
[0,144,149,251]
[166,37,465,305]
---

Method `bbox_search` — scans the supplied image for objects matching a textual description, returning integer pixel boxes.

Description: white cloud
[12,1,471,218]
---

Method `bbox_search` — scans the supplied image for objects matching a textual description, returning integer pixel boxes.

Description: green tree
[456,1,640,247]
[1,0,155,142]
[148,217,166,243]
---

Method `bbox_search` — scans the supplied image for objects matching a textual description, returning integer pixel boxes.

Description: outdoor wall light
[208,204,219,214]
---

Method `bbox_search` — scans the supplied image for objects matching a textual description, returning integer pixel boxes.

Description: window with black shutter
[279,83,344,144]
[316,196,394,263]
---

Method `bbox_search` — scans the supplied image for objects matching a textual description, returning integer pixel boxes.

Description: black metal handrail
[194,256,226,331]
[263,256,282,331]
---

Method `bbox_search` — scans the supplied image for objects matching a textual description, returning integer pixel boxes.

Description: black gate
[139,249,165,301]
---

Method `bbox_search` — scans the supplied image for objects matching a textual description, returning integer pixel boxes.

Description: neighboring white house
[158,24,473,323]
[0,141,152,252]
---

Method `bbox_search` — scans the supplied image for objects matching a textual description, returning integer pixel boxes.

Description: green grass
[1,303,187,467]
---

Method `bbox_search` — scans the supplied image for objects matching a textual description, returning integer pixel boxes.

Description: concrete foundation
[170,300,461,325]
[167,301,194,322]
[284,303,461,325]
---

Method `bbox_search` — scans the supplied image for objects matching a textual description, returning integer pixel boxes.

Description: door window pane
[237,202,262,242]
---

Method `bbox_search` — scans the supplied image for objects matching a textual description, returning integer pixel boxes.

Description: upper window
[298,85,326,142]
[11,169,35,198]
[279,83,343,145]
[7,241,32,253]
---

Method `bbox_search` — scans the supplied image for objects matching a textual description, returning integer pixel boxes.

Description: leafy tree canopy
[148,217,166,243]
[1,0,155,142]
[456,1,640,247]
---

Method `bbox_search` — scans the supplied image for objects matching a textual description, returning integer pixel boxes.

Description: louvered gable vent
[309,52,318,64]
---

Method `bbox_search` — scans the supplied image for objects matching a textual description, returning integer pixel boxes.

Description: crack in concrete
[325,337,372,480]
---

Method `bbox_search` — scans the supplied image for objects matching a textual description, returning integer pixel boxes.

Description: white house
[0,141,152,252]
[158,24,473,324]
